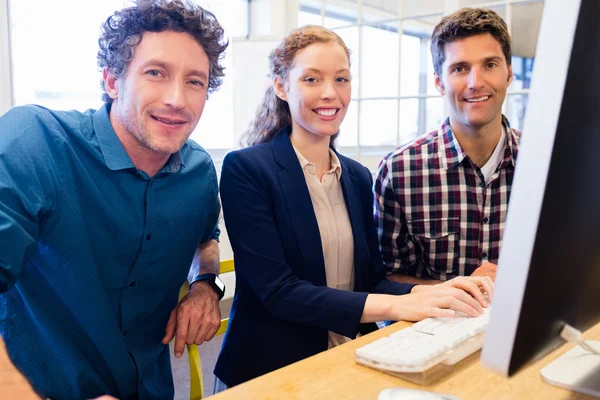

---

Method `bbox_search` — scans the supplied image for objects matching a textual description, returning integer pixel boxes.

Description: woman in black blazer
[214,25,493,389]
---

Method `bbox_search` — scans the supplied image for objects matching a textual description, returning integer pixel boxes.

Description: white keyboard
[356,307,491,373]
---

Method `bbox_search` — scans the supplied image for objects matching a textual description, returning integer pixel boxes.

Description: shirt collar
[292,145,342,180]
[161,151,184,174]
[93,103,184,174]
[438,115,518,170]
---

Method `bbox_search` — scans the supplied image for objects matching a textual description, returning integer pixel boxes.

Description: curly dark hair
[97,0,228,103]
[431,8,512,78]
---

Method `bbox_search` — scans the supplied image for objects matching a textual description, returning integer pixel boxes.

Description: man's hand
[161,282,221,358]
[471,262,497,282]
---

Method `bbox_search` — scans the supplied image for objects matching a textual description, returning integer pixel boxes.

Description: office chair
[178,259,234,400]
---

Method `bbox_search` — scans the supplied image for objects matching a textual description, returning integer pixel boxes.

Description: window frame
[298,0,543,167]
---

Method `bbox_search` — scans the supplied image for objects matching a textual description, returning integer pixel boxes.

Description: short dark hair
[97,0,228,103]
[430,8,512,77]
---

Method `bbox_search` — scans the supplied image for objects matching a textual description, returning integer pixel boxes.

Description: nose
[467,67,484,91]
[163,80,186,110]
[320,80,337,100]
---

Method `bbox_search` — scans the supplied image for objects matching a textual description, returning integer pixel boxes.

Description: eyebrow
[482,56,505,63]
[448,56,505,68]
[303,67,351,74]
[140,59,208,79]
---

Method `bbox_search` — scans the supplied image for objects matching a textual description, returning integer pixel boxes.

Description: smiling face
[104,30,210,156]
[435,33,513,133]
[274,41,351,141]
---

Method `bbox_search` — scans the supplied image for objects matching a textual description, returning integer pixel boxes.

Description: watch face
[214,276,225,293]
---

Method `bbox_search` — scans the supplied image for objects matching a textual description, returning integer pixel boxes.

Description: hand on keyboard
[471,262,497,282]
[436,275,493,306]
[389,276,493,322]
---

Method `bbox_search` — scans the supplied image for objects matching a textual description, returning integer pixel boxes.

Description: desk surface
[2,323,598,400]
[209,321,600,400]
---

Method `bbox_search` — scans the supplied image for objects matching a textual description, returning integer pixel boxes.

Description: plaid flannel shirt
[374,116,520,280]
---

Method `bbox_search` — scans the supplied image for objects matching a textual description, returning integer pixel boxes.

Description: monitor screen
[481,0,600,384]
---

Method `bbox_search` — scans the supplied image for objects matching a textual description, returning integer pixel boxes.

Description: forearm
[188,239,220,282]
[360,294,396,323]
[386,272,439,287]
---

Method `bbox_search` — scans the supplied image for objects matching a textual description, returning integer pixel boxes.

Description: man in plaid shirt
[375,8,520,284]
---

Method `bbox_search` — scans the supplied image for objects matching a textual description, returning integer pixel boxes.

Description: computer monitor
[481,0,600,396]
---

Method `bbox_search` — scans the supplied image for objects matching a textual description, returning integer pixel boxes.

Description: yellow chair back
[179,259,234,400]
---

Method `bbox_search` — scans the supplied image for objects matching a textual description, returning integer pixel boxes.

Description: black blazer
[214,126,414,387]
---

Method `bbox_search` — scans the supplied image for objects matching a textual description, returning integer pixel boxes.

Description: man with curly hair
[0,1,228,399]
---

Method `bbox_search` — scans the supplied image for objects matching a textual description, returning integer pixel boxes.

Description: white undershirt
[480,126,507,184]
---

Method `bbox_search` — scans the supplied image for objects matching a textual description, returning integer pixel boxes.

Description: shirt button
[430,229,436,236]
[139,378,144,386]
[481,252,488,260]
[123,329,128,337]
[483,217,489,224]
[479,182,485,187]
[146,233,152,241]
[129,280,137,287]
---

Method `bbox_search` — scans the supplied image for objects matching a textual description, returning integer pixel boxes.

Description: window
[298,0,544,169]
[7,0,246,150]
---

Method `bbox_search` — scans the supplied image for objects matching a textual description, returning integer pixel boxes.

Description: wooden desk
[209,321,600,400]
[0,336,41,400]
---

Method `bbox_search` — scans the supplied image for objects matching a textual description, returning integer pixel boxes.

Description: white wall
[0,0,13,115]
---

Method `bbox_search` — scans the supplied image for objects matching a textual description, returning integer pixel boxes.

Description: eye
[486,62,498,69]
[303,76,318,83]
[453,66,466,74]
[145,69,162,77]
[189,79,206,88]
[336,77,350,83]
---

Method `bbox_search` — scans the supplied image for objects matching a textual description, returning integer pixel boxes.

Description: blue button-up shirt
[0,103,220,400]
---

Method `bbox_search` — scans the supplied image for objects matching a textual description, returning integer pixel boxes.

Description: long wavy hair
[241,25,351,147]
[97,0,228,103]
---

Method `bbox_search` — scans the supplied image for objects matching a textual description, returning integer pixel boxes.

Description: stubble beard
[123,108,189,156]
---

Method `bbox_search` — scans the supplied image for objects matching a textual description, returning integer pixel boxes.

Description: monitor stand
[541,341,600,398]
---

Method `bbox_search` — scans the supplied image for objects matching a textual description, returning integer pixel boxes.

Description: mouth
[464,95,491,103]
[313,108,340,119]
[150,115,188,125]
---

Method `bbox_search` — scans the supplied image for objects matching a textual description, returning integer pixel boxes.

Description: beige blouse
[292,145,355,348]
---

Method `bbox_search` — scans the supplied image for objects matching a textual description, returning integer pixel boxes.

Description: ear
[507,64,514,86]
[103,68,119,100]
[434,72,445,95]
[273,76,287,101]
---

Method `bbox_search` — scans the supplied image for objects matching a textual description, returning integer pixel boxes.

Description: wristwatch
[190,273,225,301]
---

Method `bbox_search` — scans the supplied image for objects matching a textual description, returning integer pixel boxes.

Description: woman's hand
[417,275,493,304]
[401,276,493,320]
[361,276,494,323]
